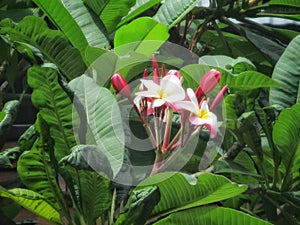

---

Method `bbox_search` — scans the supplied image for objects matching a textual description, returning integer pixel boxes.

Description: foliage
[0,0,300,225]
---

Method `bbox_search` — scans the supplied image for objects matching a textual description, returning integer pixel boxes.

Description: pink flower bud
[165,70,181,79]
[195,69,221,100]
[111,73,131,99]
[161,64,166,77]
[210,85,228,111]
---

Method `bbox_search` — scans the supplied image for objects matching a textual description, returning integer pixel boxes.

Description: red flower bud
[152,55,159,73]
[111,73,132,99]
[153,68,160,84]
[210,85,228,111]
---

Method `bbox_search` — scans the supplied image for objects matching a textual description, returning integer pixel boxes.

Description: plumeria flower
[175,88,218,138]
[135,74,185,109]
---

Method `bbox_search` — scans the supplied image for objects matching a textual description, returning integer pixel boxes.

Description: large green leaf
[153,0,201,28]
[61,0,110,48]
[0,16,85,80]
[153,206,272,225]
[100,0,136,33]
[270,35,300,110]
[17,115,70,217]
[33,0,109,53]
[273,104,300,191]
[118,0,161,27]
[0,188,63,224]
[114,17,169,57]
[27,66,76,161]
[136,172,247,218]
[69,75,125,178]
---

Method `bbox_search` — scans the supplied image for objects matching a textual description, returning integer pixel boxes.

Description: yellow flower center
[197,109,210,119]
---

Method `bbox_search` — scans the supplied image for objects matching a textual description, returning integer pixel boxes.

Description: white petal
[161,75,181,87]
[186,88,198,106]
[140,79,160,92]
[200,100,210,113]
[189,112,218,137]
[152,99,165,108]
[174,101,197,114]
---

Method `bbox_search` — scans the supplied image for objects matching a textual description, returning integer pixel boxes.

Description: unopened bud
[111,73,132,99]
[210,85,228,111]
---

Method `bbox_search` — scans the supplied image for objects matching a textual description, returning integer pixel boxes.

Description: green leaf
[221,71,282,90]
[136,172,247,218]
[100,0,136,33]
[0,188,63,224]
[114,17,169,57]
[153,0,201,28]
[115,186,160,225]
[78,170,111,225]
[17,115,70,218]
[33,0,87,54]
[61,0,110,49]
[0,8,40,22]
[69,75,125,178]
[153,206,272,225]
[270,35,300,110]
[118,0,161,27]
[28,66,76,161]
[273,104,300,190]
[0,16,86,80]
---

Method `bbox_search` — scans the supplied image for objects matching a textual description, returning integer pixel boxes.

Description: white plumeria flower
[175,88,218,138]
[135,74,185,108]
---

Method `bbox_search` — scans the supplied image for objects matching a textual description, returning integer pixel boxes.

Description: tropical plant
[0,0,300,225]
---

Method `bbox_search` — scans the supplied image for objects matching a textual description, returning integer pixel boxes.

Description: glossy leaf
[115,186,160,225]
[270,35,300,110]
[61,0,110,49]
[153,206,272,225]
[273,104,300,190]
[28,66,76,161]
[0,188,63,224]
[153,0,201,28]
[136,172,247,218]
[114,17,169,57]
[0,16,86,80]
[118,0,161,26]
[69,75,125,178]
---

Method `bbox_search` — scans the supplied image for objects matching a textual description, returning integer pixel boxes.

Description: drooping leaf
[115,186,160,225]
[0,188,63,224]
[0,16,86,80]
[27,66,76,161]
[118,0,161,27]
[153,206,272,225]
[273,104,300,191]
[100,0,136,33]
[270,35,300,110]
[0,100,19,148]
[69,75,125,178]
[59,145,113,178]
[114,17,169,57]
[17,115,70,215]
[153,0,201,28]
[136,172,247,218]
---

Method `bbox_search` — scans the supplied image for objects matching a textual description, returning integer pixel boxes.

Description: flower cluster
[111,56,228,155]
